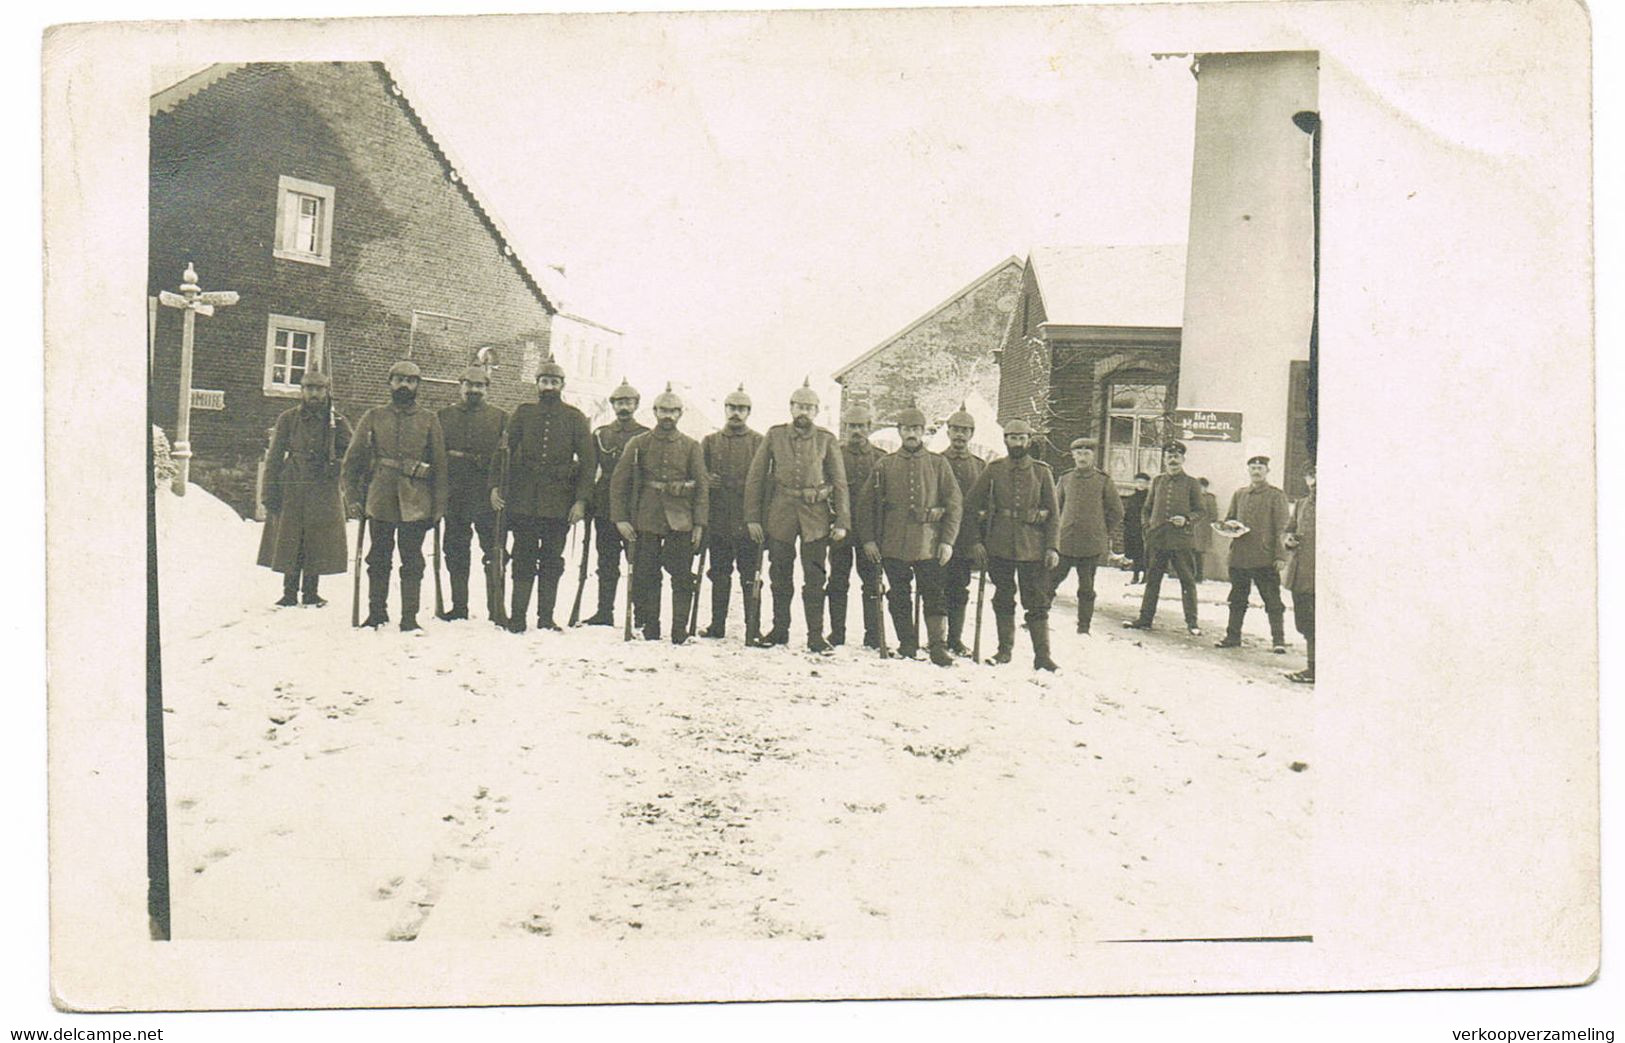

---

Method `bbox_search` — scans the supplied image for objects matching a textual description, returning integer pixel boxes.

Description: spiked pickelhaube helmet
[840,402,874,426]
[788,377,820,408]
[946,402,976,430]
[610,376,640,402]
[300,368,331,389]
[723,383,752,409]
[458,365,490,385]
[535,354,566,381]
[652,382,684,411]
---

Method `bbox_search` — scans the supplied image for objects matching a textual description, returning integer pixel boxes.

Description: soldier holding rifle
[436,366,507,622]
[698,385,764,639]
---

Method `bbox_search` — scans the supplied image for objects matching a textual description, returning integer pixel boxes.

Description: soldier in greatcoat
[488,357,596,633]
[698,385,764,639]
[856,408,963,666]
[257,368,353,608]
[436,366,507,622]
[1214,454,1291,652]
[582,378,647,627]
[1050,436,1124,635]
[1283,463,1316,683]
[964,419,1060,671]
[743,379,851,652]
[825,403,884,648]
[610,384,709,644]
[936,403,986,656]
[1123,442,1206,634]
[341,360,449,631]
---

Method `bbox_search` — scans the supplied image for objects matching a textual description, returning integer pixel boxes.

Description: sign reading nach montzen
[1173,409,1243,442]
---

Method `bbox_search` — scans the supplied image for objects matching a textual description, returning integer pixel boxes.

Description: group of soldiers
[256,357,1314,680]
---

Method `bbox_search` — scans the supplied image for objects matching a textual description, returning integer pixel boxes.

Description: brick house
[832,257,1023,429]
[994,244,1186,487]
[149,62,567,515]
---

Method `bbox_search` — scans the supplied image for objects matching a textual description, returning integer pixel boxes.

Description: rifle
[874,566,892,658]
[687,540,706,635]
[431,522,445,618]
[623,443,641,641]
[912,585,922,639]
[351,511,366,628]
[568,515,593,626]
[489,449,509,626]
[971,562,988,660]
[744,538,766,646]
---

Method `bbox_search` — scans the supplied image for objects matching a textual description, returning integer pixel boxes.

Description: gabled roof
[1028,244,1186,328]
[833,256,1024,381]
[150,62,557,314]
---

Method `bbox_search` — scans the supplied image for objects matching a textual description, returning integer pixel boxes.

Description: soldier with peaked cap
[436,365,508,621]
[488,354,596,633]
[1050,436,1123,635]
[611,384,709,644]
[699,384,764,639]
[856,407,963,666]
[964,419,1061,670]
[743,378,851,652]
[1123,441,1206,635]
[825,401,884,648]
[1214,454,1291,653]
[936,402,986,655]
[582,377,648,627]
[258,367,353,608]
[341,359,449,631]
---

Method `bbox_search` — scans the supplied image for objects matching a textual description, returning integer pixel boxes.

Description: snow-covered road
[157,487,1312,942]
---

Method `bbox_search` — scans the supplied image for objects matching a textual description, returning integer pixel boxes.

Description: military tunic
[857,447,963,562]
[496,398,596,519]
[342,402,449,523]
[1051,465,1123,634]
[592,417,650,518]
[743,423,851,542]
[965,457,1059,563]
[828,438,885,618]
[701,426,765,542]
[437,400,508,616]
[1133,470,1207,630]
[1221,481,1290,643]
[257,403,353,576]
[610,428,710,534]
[938,449,987,550]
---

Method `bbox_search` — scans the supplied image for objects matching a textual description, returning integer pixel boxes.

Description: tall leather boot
[300,571,325,607]
[759,588,792,646]
[891,597,918,659]
[583,574,617,626]
[1031,616,1058,671]
[1077,592,1095,634]
[671,587,693,645]
[946,604,970,655]
[862,595,885,650]
[399,581,422,632]
[827,593,848,647]
[703,575,730,638]
[1267,608,1288,653]
[507,571,535,633]
[445,568,469,620]
[989,611,1015,665]
[1216,605,1246,648]
[805,592,830,653]
[362,575,390,628]
[277,571,299,607]
[925,614,954,667]
[744,581,764,645]
[535,571,562,630]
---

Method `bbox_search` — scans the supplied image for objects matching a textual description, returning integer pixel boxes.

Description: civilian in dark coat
[257,369,352,607]
[1123,444,1205,633]
[1284,465,1316,683]
[1050,438,1123,634]
[1121,474,1150,582]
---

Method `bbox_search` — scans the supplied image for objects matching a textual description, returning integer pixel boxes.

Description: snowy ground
[157,486,1312,942]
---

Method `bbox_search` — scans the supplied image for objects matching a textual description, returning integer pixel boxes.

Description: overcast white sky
[387,8,1199,409]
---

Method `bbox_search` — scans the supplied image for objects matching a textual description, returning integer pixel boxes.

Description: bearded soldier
[857,408,962,666]
[825,403,884,648]
[436,366,508,622]
[699,384,764,639]
[964,419,1060,671]
[582,378,647,627]
[743,378,851,652]
[610,384,709,644]
[1050,437,1124,635]
[341,360,449,631]
[257,369,353,608]
[936,403,987,655]
[489,356,596,633]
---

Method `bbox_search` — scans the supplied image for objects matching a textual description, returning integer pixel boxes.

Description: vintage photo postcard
[42,0,1597,1010]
